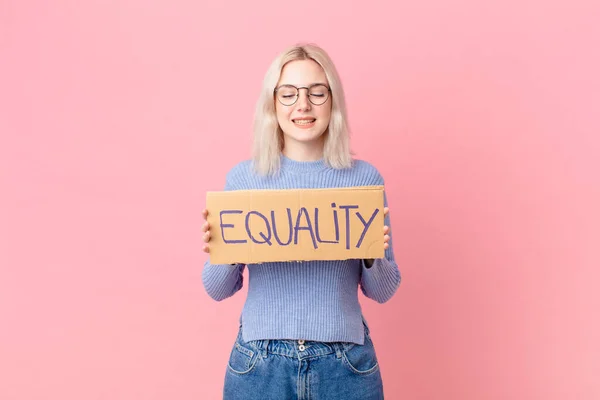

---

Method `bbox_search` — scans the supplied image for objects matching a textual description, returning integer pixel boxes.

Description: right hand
[202,209,211,253]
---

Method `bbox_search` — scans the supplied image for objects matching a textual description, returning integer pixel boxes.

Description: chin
[286,126,326,140]
[288,132,325,144]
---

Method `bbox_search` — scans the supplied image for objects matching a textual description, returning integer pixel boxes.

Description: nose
[296,88,311,111]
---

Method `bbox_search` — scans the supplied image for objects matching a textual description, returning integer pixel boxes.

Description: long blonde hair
[252,44,353,175]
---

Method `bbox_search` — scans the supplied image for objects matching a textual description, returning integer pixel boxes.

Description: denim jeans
[223,324,384,400]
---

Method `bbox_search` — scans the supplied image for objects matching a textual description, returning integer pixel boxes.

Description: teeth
[294,119,315,125]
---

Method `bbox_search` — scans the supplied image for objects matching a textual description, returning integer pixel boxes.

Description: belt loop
[334,343,343,359]
[261,340,270,358]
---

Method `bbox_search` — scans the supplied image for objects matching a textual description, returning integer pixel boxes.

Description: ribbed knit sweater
[202,155,401,345]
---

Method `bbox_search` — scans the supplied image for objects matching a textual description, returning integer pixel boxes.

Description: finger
[383,226,390,234]
[384,234,390,243]
[202,221,210,232]
[383,207,389,216]
[202,209,209,220]
[202,244,210,253]
[384,243,389,250]
[203,231,211,243]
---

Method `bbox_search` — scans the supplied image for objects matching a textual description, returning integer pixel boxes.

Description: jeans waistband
[238,323,370,360]
[254,337,345,360]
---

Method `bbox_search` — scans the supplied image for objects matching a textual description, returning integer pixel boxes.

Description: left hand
[364,207,391,268]
[383,207,390,250]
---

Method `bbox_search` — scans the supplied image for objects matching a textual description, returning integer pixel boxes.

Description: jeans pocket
[227,333,260,375]
[341,334,380,376]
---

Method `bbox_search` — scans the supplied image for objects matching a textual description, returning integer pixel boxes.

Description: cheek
[275,105,290,124]
[318,100,332,122]
[318,107,332,124]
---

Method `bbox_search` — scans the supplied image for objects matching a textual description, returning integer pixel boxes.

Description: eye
[309,85,329,97]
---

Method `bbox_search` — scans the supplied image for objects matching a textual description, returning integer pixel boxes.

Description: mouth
[292,118,316,128]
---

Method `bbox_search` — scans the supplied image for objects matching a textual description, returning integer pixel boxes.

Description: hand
[363,207,391,268]
[383,207,390,250]
[202,209,211,253]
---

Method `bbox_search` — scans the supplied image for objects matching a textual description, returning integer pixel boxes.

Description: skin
[275,59,332,161]
[202,59,390,255]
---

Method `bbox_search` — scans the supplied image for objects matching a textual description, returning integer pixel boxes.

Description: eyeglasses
[274,84,331,106]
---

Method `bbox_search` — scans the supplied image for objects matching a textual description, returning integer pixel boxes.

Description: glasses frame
[274,83,332,106]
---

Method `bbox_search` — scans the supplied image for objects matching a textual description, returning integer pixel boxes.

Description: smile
[292,119,316,127]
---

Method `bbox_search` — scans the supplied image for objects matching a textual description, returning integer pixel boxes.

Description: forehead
[278,59,328,86]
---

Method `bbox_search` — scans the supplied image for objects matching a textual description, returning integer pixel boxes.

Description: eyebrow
[278,82,329,87]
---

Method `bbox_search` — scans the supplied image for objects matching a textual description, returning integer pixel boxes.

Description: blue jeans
[223,324,384,400]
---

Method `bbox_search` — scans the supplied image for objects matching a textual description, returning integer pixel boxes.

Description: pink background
[2,1,599,399]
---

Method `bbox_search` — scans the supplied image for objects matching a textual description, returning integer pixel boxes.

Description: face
[275,59,332,150]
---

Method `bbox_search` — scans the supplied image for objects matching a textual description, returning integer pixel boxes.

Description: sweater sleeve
[202,262,245,301]
[201,165,247,301]
[359,188,401,303]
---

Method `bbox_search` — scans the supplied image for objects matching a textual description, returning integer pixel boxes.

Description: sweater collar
[280,154,328,174]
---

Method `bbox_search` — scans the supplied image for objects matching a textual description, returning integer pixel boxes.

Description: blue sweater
[202,155,401,345]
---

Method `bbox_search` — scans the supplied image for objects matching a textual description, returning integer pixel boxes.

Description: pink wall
[2,1,599,399]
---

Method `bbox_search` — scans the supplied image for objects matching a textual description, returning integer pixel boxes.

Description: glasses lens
[277,85,298,106]
[309,84,329,105]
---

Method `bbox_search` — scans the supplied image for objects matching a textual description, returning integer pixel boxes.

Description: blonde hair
[252,44,353,175]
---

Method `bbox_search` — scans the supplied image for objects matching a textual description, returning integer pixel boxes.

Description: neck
[282,137,324,161]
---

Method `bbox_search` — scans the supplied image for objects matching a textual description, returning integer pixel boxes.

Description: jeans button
[298,344,306,351]
[298,339,305,345]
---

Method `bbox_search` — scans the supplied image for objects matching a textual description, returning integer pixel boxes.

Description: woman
[201,44,401,400]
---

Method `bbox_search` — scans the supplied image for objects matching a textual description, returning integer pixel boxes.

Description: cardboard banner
[206,186,384,264]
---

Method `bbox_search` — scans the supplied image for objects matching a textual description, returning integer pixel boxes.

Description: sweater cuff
[360,257,401,303]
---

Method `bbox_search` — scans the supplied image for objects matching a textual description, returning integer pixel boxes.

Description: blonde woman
[202,44,401,400]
